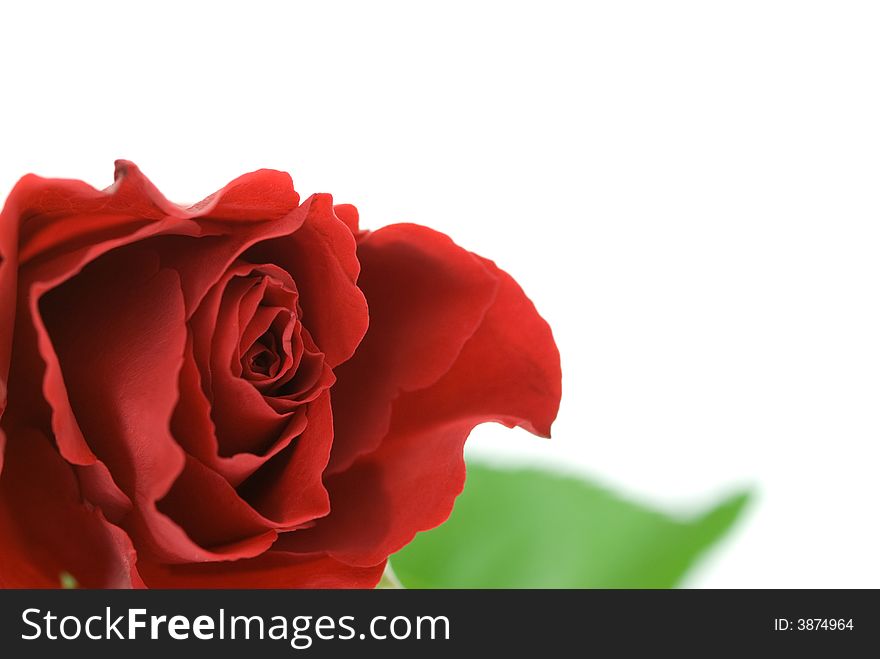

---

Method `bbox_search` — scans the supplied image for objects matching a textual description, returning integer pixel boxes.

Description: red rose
[0,162,561,588]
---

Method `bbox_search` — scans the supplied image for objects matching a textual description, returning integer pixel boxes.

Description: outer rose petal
[0,426,141,588]
[0,186,20,475]
[17,160,300,267]
[326,224,499,475]
[280,256,561,565]
[332,203,365,238]
[138,552,385,589]
[38,247,190,558]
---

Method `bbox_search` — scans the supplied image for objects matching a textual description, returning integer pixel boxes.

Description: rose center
[251,350,272,374]
[243,331,282,379]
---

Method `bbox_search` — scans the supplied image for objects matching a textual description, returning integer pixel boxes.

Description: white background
[2,1,878,587]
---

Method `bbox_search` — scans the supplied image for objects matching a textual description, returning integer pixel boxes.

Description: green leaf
[391,463,750,588]
[59,572,78,589]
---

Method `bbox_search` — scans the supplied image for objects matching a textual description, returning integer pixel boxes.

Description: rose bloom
[0,162,560,588]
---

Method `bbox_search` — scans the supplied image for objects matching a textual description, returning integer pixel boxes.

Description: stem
[376,562,404,589]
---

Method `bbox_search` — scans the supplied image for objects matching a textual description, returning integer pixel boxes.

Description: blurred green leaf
[392,464,750,588]
[59,572,78,589]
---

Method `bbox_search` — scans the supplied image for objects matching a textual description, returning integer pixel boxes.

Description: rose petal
[156,455,279,550]
[326,223,499,475]
[40,246,187,504]
[0,185,21,475]
[139,552,385,589]
[0,426,141,588]
[269,328,333,404]
[36,245,239,562]
[127,509,277,566]
[173,357,333,531]
[17,161,299,267]
[333,204,369,239]
[244,194,368,368]
[279,258,561,565]
[237,391,334,528]
[42,250,277,561]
